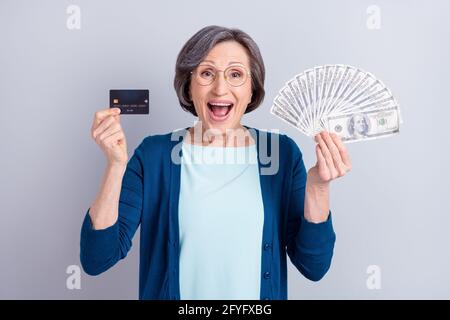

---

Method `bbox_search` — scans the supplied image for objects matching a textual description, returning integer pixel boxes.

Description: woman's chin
[201,114,235,132]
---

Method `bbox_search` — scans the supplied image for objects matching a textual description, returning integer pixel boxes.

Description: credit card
[110,89,149,114]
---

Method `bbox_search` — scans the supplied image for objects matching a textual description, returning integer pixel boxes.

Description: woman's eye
[230,71,242,78]
[201,70,214,78]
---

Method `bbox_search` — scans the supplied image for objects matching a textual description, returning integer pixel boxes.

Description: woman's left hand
[308,131,352,186]
[303,131,352,223]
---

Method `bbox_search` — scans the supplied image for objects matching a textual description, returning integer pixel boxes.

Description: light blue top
[178,140,265,299]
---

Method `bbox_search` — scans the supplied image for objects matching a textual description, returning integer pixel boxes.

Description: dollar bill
[270,104,306,133]
[325,106,400,143]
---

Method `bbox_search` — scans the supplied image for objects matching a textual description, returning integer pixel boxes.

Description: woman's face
[189,41,252,134]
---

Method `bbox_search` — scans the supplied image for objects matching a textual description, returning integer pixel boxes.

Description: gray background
[1,0,449,299]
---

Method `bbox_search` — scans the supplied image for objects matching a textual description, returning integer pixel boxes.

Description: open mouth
[207,101,234,122]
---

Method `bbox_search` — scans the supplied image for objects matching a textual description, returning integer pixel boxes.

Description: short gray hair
[174,25,265,116]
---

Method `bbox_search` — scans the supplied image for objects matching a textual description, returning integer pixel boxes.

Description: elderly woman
[81,25,351,300]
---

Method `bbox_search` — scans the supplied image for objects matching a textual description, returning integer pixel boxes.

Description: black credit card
[110,89,149,114]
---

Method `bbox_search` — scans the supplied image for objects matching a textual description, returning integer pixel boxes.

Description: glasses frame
[190,64,251,87]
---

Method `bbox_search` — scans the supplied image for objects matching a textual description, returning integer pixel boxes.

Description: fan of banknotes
[270,64,402,143]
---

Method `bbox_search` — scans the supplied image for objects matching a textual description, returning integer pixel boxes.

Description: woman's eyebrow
[227,61,245,66]
[201,60,246,66]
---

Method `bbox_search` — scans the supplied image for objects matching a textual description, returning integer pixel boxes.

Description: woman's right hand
[91,107,128,167]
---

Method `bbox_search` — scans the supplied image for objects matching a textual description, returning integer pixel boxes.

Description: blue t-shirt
[178,141,264,299]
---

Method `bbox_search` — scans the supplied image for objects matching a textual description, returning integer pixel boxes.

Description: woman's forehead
[202,41,250,68]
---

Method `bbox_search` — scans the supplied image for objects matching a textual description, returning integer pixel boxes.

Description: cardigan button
[264,272,271,279]
[264,243,271,250]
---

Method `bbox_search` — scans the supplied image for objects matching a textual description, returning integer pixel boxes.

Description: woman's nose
[211,73,228,96]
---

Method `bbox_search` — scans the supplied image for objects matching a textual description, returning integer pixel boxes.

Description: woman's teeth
[208,103,233,117]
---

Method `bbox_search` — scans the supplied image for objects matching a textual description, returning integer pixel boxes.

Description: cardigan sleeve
[285,136,336,282]
[79,140,146,276]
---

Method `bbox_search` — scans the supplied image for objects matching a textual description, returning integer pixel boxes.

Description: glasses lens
[225,66,247,86]
[195,65,215,85]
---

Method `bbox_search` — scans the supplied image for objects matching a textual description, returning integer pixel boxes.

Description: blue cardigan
[80,126,336,300]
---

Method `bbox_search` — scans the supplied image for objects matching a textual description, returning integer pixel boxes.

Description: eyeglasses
[190,64,251,87]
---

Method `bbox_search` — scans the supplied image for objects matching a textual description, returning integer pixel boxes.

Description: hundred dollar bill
[325,106,400,143]
[270,104,307,134]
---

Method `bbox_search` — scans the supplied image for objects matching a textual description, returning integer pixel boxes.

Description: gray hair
[174,25,265,116]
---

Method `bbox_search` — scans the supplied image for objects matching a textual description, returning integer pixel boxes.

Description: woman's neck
[184,124,255,147]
